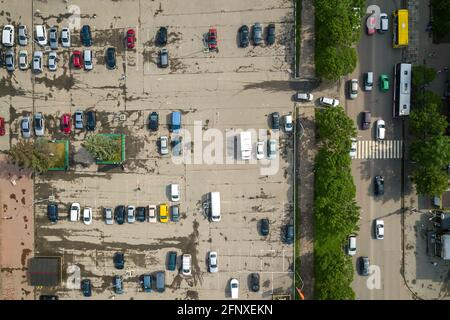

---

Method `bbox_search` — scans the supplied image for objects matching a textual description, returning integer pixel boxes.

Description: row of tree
[314,107,360,299]
[315,0,364,81]
[431,0,450,42]
[409,65,450,197]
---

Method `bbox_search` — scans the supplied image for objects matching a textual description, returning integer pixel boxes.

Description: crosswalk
[354,140,403,160]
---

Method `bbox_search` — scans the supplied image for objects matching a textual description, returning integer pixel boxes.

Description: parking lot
[1,0,295,299]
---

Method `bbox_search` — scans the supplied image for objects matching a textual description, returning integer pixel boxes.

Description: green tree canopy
[8,139,51,173]
[431,0,450,41]
[412,65,437,88]
[409,103,448,138]
[82,135,120,162]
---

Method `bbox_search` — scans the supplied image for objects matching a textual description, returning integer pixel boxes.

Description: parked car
[113,275,123,294]
[70,203,81,221]
[72,50,82,69]
[5,50,14,72]
[359,256,370,276]
[47,203,58,223]
[86,111,96,131]
[267,139,277,160]
[376,119,385,140]
[156,27,167,46]
[18,25,28,46]
[49,27,58,50]
[250,273,260,292]
[256,141,264,160]
[294,92,313,102]
[61,27,71,48]
[2,25,14,47]
[348,79,359,99]
[182,254,192,276]
[159,49,168,68]
[35,25,47,46]
[167,251,177,271]
[271,112,280,130]
[347,235,357,256]
[160,136,169,155]
[48,51,57,71]
[115,205,125,225]
[349,138,357,159]
[32,51,43,73]
[21,116,31,138]
[159,204,169,223]
[379,13,389,33]
[366,15,376,35]
[149,112,159,131]
[105,47,116,69]
[364,72,374,91]
[148,205,157,223]
[260,218,270,236]
[252,23,262,45]
[34,112,45,136]
[171,205,180,222]
[104,207,114,225]
[61,113,71,134]
[266,23,275,45]
[126,29,136,49]
[170,184,180,202]
[208,251,218,273]
[114,252,125,269]
[81,279,92,297]
[155,271,165,293]
[136,207,146,222]
[141,274,152,293]
[374,175,384,196]
[127,205,136,223]
[284,224,294,244]
[375,219,384,240]
[172,135,182,156]
[284,115,293,132]
[83,207,92,225]
[230,278,239,299]
[0,117,5,136]
[18,50,28,70]
[361,111,371,130]
[74,111,84,129]
[80,25,92,46]
[319,97,339,107]
[380,74,389,92]
[239,25,249,48]
[84,49,93,71]
[207,28,218,51]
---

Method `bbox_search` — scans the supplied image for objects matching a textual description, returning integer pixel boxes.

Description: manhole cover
[48,196,55,202]
[119,114,126,121]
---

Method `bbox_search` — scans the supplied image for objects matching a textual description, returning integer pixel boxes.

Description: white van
[2,25,14,46]
[35,25,47,46]
[347,235,356,256]
[364,72,374,91]
[182,254,192,276]
[84,50,93,71]
[210,192,221,222]
[171,184,180,202]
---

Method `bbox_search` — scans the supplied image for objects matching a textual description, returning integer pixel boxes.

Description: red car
[0,117,5,136]
[126,29,136,49]
[208,28,217,51]
[61,114,71,134]
[72,50,83,69]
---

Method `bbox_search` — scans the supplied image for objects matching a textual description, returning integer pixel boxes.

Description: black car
[136,207,146,222]
[359,256,370,276]
[250,273,260,292]
[271,112,280,130]
[106,47,116,69]
[86,111,96,131]
[81,279,92,297]
[39,295,58,300]
[114,252,125,270]
[171,205,180,222]
[266,24,275,45]
[149,112,159,131]
[47,203,58,223]
[238,25,249,48]
[80,25,92,46]
[115,205,125,225]
[374,175,384,196]
[156,27,168,46]
[260,218,270,236]
[284,224,294,244]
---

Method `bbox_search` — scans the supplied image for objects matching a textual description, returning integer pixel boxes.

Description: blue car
[142,274,152,293]
[80,25,92,46]
[81,279,92,297]
[114,252,125,270]
[113,276,123,294]
[47,203,58,223]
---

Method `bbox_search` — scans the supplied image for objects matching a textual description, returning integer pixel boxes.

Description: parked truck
[239,131,252,161]
[171,111,181,133]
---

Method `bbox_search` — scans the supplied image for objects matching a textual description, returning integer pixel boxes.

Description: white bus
[393,63,412,117]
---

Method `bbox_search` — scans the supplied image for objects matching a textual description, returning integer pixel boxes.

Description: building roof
[28,257,61,286]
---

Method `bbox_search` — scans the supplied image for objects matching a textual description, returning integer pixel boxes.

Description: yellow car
[159,204,169,223]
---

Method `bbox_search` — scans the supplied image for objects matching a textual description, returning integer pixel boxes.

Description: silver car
[5,50,14,72]
[48,51,57,71]
[127,205,136,223]
[160,136,169,155]
[33,51,43,74]
[34,112,44,136]
[74,111,84,129]
[18,25,28,46]
[267,139,277,160]
[21,116,31,138]
[104,208,114,225]
[18,50,28,70]
[208,251,218,273]
[49,27,58,50]
[252,23,262,45]
[61,27,71,48]
[84,49,93,71]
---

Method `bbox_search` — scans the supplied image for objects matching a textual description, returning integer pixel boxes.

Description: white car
[319,97,340,107]
[295,92,313,102]
[182,254,192,276]
[284,115,293,132]
[84,49,93,71]
[2,25,14,46]
[349,138,357,159]
[83,207,92,225]
[18,50,28,70]
[375,219,384,240]
[208,251,218,273]
[376,119,385,140]
[35,25,47,46]
[230,278,239,299]
[61,27,71,47]
[347,235,356,256]
[127,205,136,223]
[48,51,57,71]
[21,116,31,138]
[256,141,264,160]
[148,205,157,223]
[104,207,114,225]
[348,79,358,99]
[160,136,169,155]
[18,25,28,46]
[34,112,45,136]
[171,184,180,202]
[33,51,43,74]
[70,203,81,221]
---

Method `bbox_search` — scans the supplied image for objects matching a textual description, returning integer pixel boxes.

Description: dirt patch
[21,249,32,267]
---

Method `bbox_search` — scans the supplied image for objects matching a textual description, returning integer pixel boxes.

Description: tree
[316,106,357,151]
[316,46,357,81]
[412,65,437,88]
[431,0,450,41]
[409,103,447,138]
[8,139,51,173]
[82,135,119,161]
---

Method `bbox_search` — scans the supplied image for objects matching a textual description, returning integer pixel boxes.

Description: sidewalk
[297,0,316,79]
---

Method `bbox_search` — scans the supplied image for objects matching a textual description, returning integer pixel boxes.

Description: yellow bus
[393,10,408,48]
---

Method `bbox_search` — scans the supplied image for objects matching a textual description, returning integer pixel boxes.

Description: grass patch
[47,140,68,170]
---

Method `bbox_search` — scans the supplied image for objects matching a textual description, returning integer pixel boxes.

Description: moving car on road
[374,175,384,196]
[375,219,384,239]
[359,256,370,276]
[361,111,371,130]
[380,74,389,92]
[376,119,385,140]
[349,138,357,159]
[379,13,389,33]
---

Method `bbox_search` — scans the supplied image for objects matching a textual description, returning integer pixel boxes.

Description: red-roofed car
[208,28,217,51]
[61,113,71,134]
[126,29,136,49]
[72,50,82,69]
[0,117,5,136]
[366,15,376,35]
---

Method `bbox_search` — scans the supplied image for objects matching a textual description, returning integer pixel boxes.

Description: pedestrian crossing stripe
[354,140,403,160]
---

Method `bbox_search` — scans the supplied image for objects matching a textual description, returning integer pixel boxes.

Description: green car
[380,74,389,92]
